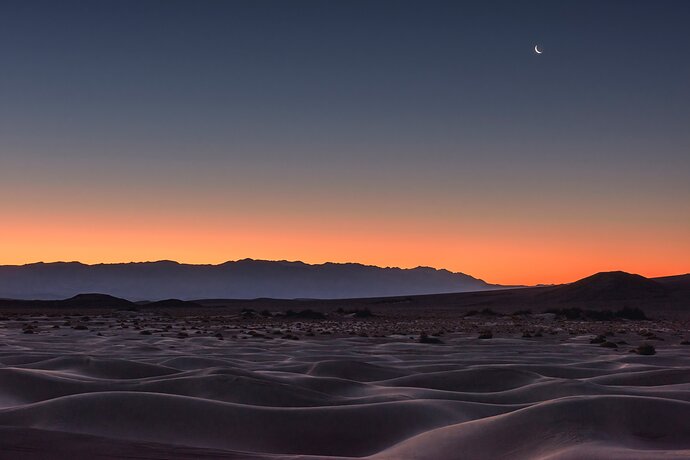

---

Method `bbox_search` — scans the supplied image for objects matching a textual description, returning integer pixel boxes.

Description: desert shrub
[615,307,647,320]
[546,307,583,319]
[418,333,444,344]
[478,330,493,339]
[285,309,326,319]
[240,308,257,318]
[587,310,615,321]
[546,307,647,321]
[636,343,656,355]
[334,308,376,317]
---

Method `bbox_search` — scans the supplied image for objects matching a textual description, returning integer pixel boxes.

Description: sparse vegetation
[284,309,326,319]
[465,308,501,317]
[545,307,647,321]
[334,307,376,318]
[635,343,656,355]
[418,333,444,344]
[478,330,493,339]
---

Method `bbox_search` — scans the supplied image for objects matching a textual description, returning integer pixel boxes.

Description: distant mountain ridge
[0,259,500,301]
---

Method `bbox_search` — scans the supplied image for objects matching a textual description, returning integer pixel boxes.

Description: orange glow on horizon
[1,211,687,286]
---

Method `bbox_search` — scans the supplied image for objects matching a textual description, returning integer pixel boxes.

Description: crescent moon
[534,45,543,54]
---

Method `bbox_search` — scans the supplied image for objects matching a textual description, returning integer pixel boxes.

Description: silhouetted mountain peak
[547,271,668,302]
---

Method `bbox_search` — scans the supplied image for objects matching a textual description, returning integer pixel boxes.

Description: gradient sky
[1,0,689,285]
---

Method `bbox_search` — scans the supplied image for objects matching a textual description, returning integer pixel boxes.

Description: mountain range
[0,259,500,301]
[0,270,687,315]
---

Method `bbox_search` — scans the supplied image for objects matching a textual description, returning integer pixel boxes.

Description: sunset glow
[2,206,687,285]
[0,1,687,286]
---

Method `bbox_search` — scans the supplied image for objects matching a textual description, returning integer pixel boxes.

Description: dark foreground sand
[1,311,689,459]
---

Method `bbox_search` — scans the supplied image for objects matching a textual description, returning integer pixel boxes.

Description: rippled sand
[1,313,689,459]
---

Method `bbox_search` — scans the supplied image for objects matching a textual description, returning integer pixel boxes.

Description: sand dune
[1,312,689,459]
[375,396,690,460]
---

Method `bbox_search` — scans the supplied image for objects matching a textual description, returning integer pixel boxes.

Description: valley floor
[0,311,689,459]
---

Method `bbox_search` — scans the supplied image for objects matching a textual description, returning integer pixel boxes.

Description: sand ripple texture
[1,326,689,459]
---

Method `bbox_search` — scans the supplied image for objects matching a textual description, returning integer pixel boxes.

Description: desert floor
[1,310,689,459]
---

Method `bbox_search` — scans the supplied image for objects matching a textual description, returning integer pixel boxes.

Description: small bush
[335,308,376,318]
[352,308,375,318]
[616,307,647,320]
[635,343,656,355]
[546,307,647,321]
[285,309,326,319]
[546,307,584,320]
[478,330,493,339]
[419,333,444,344]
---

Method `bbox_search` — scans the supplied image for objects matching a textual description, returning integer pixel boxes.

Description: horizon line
[1,258,686,287]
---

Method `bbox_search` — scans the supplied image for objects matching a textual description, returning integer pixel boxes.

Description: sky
[0,0,688,285]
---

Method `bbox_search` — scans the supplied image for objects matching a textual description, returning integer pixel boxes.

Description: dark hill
[58,293,135,308]
[654,274,690,292]
[0,293,135,309]
[542,271,669,303]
